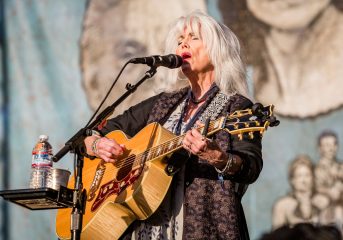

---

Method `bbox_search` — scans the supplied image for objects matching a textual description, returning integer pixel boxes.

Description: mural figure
[315,130,343,227]
[272,131,343,234]
[259,223,341,240]
[80,0,206,115]
[272,155,322,228]
[219,0,343,118]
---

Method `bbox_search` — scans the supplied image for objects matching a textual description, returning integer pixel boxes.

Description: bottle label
[32,139,53,168]
[32,151,52,167]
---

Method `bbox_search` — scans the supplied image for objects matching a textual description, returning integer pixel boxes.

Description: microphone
[129,54,183,69]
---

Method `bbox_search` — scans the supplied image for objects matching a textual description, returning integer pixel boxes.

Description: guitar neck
[135,117,225,164]
[127,105,270,168]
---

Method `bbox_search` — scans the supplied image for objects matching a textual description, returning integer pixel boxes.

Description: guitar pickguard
[91,167,141,212]
[87,161,106,201]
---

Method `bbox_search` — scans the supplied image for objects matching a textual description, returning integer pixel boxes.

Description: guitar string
[101,121,218,174]
[121,120,217,164]
[117,121,213,164]
[129,116,257,167]
[103,119,261,173]
[131,119,254,166]
[100,119,261,174]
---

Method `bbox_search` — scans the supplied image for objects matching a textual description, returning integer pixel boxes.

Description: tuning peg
[238,133,243,140]
[248,132,254,139]
[268,116,280,127]
[252,103,264,117]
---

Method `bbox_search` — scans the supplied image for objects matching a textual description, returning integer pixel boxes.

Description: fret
[168,141,174,151]
[162,143,168,154]
[150,149,156,159]
[157,145,163,156]
[150,137,183,158]
[153,147,159,158]
[146,150,152,160]
[163,138,180,155]
[141,150,150,162]
[162,141,169,153]
[177,136,183,146]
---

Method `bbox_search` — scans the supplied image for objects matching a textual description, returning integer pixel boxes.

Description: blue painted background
[1,0,342,239]
[2,1,89,239]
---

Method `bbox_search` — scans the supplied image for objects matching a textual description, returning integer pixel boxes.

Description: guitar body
[56,122,176,240]
[55,104,277,239]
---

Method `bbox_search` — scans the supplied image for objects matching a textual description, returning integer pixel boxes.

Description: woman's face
[176,27,214,77]
[81,0,207,112]
[291,165,313,192]
[246,0,331,30]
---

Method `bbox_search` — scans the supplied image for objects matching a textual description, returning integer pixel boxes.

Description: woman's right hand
[85,136,125,163]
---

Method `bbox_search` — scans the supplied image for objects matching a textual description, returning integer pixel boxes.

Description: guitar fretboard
[140,117,223,162]
[118,117,224,169]
[115,107,268,172]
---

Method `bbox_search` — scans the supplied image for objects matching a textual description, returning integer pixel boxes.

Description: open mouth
[181,52,192,60]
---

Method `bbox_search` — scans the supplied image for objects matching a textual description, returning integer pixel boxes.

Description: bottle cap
[39,135,49,142]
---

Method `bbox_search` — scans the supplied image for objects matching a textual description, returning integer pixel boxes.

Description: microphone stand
[53,66,157,240]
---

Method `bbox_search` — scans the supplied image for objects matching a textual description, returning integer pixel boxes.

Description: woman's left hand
[182,128,228,169]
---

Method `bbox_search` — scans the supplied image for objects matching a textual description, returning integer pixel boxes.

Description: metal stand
[0,186,74,210]
[68,145,86,240]
[52,67,157,240]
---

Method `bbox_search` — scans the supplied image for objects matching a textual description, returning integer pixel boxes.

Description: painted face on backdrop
[81,0,206,114]
[246,0,331,30]
[291,164,313,192]
[176,27,213,77]
[220,0,343,118]
[319,136,338,160]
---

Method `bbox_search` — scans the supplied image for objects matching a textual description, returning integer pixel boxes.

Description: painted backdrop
[1,0,343,239]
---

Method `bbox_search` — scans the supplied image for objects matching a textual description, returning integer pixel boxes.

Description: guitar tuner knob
[248,132,254,139]
[268,116,280,127]
[252,102,264,117]
[166,165,175,175]
[238,133,243,141]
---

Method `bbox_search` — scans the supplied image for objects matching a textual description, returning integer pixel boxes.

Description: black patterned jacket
[99,87,263,240]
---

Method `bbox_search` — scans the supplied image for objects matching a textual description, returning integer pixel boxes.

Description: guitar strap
[198,92,231,124]
[165,91,232,176]
[199,92,250,198]
[176,87,232,134]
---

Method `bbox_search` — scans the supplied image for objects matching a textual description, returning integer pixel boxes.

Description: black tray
[0,186,74,210]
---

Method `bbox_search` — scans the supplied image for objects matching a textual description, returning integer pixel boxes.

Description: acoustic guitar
[56,104,277,240]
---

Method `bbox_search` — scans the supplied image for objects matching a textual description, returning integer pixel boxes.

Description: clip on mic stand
[52,66,157,240]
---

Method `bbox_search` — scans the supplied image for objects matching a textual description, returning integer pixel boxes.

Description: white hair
[159,10,249,98]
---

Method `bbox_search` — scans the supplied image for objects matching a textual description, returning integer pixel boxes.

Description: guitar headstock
[223,103,279,140]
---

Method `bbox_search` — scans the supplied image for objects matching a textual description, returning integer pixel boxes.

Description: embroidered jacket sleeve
[226,95,263,184]
[97,93,162,137]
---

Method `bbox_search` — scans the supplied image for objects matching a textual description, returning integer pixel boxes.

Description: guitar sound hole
[116,154,136,181]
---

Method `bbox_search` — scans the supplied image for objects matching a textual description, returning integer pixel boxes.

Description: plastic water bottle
[29,135,53,188]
